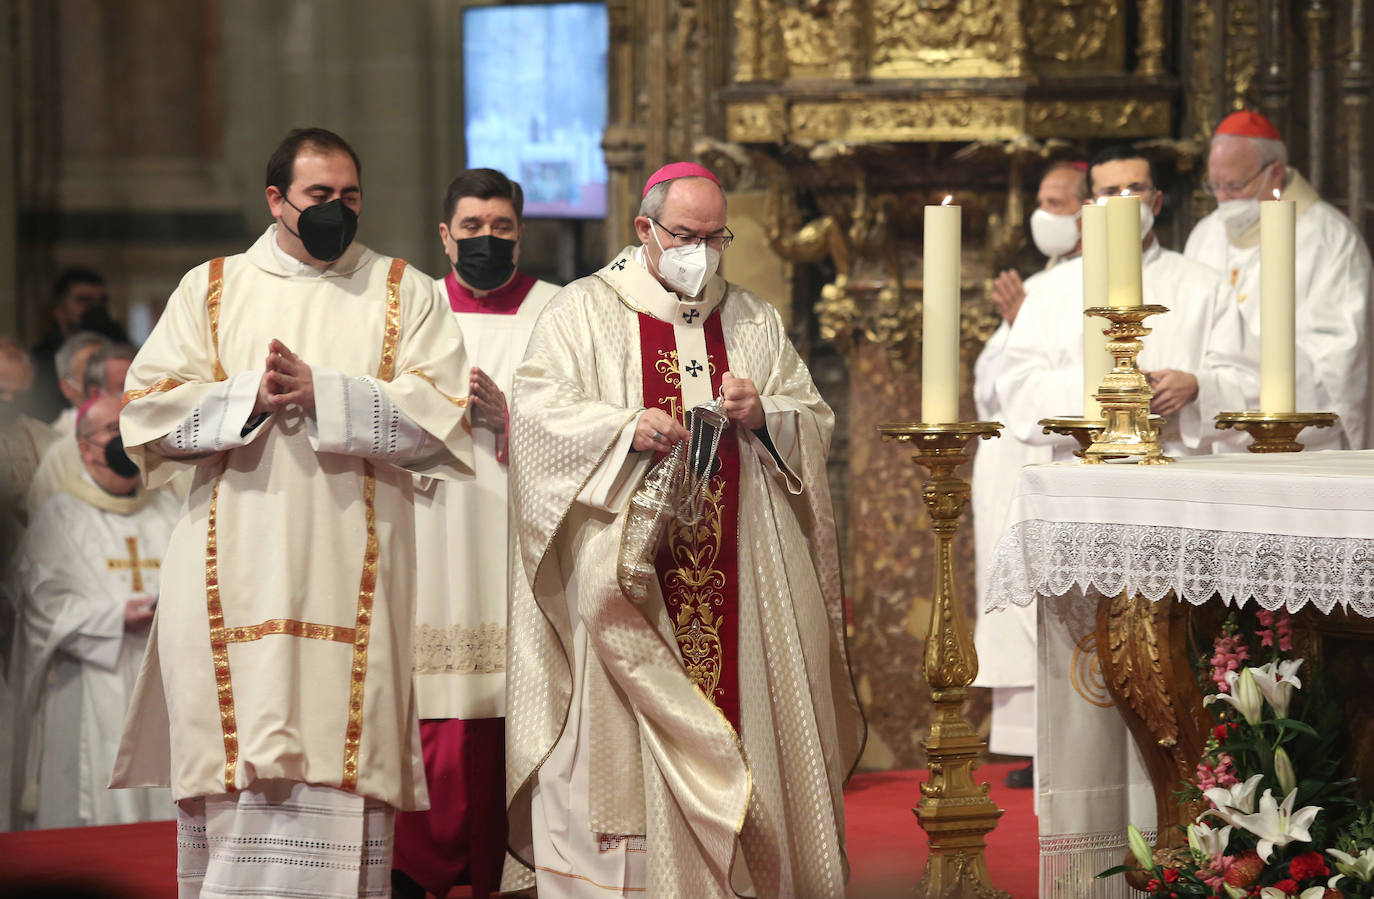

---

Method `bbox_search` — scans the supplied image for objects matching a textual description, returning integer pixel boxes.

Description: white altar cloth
[983,449,1374,897]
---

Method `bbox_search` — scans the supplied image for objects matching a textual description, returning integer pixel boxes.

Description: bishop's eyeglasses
[651,219,734,252]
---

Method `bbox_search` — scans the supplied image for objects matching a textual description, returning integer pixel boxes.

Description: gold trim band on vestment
[207,257,228,382]
[121,378,185,409]
[376,258,406,382]
[402,368,469,409]
[204,468,239,792]
[223,618,358,645]
[341,465,379,791]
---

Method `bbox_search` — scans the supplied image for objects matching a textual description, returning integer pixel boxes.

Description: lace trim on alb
[412,621,506,675]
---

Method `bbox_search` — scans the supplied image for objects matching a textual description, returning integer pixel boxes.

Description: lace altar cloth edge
[986,450,1374,614]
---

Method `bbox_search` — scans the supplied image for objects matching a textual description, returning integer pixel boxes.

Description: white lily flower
[1274,746,1297,797]
[1232,787,1322,862]
[1203,773,1266,826]
[1328,846,1374,882]
[1126,824,1154,869]
[1259,885,1328,899]
[1251,659,1304,719]
[1204,668,1265,725]
[1187,820,1232,859]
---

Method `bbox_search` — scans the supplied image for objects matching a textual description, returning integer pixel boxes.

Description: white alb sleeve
[156,370,269,458]
[308,366,445,462]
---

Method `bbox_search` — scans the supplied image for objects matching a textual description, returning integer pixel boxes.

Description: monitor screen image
[463,2,609,219]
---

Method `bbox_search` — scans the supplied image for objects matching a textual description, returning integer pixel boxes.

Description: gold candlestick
[1082,304,1173,465]
[1214,411,1340,453]
[878,420,1009,899]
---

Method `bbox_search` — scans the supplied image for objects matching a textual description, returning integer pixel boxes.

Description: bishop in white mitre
[13,394,176,828]
[505,163,863,898]
[109,129,472,899]
[1184,110,1374,450]
[997,148,1259,463]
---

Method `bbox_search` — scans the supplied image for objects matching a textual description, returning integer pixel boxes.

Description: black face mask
[454,235,517,291]
[283,197,359,262]
[104,435,141,478]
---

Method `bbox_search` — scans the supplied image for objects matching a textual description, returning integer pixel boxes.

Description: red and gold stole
[638,310,742,731]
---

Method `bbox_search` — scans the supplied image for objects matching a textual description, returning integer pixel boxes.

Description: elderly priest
[505,161,864,898]
[110,127,473,899]
[13,394,177,828]
[1184,110,1374,450]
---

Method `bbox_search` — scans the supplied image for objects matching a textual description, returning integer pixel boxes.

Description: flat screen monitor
[463,2,609,219]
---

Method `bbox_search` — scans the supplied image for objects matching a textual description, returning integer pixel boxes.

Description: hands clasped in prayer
[469,366,506,433]
[254,338,315,415]
[990,269,1027,326]
[633,370,763,453]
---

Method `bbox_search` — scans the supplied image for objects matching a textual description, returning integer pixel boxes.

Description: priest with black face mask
[391,168,560,899]
[110,127,474,897]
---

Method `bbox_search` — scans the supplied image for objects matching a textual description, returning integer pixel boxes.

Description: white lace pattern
[988,519,1374,614]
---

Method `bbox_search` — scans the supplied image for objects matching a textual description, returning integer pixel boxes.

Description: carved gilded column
[1306,0,1330,190]
[1138,0,1168,75]
[1096,593,1212,851]
[602,0,645,249]
[1344,0,1370,238]
[1259,0,1293,139]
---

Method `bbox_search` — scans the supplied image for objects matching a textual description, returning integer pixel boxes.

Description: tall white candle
[1106,195,1143,308]
[1260,195,1297,413]
[1081,202,1112,419]
[922,199,961,423]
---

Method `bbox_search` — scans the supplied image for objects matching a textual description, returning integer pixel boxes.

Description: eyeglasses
[1091,183,1156,200]
[651,219,734,252]
[1203,162,1274,198]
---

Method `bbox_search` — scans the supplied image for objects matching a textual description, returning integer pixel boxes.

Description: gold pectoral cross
[107,536,160,592]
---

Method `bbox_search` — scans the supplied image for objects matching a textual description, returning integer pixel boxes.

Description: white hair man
[505,161,863,897]
[1184,110,1374,449]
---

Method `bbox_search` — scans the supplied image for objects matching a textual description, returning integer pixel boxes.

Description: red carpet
[0,762,1037,897]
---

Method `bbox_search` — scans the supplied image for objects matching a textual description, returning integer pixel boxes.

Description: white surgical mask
[1139,199,1155,240]
[1218,198,1263,243]
[1029,208,1081,258]
[650,226,720,298]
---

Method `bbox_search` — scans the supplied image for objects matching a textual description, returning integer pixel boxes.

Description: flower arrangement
[1100,608,1374,898]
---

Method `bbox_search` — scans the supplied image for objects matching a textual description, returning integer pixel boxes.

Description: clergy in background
[392,168,559,899]
[110,127,474,898]
[13,394,177,828]
[27,269,109,422]
[997,145,1259,462]
[505,162,864,898]
[28,340,134,515]
[1184,110,1373,450]
[971,159,1089,790]
[0,337,56,831]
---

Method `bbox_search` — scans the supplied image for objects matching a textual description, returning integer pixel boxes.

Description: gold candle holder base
[1083,305,1173,465]
[878,420,1008,899]
[1215,411,1340,453]
[1039,416,1105,455]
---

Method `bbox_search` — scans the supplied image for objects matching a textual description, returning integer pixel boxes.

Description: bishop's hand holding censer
[618,392,729,603]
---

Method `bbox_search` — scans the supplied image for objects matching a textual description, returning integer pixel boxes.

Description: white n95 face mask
[1029,208,1081,258]
[1218,198,1263,243]
[651,227,721,298]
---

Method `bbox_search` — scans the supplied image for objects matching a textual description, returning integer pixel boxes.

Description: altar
[986,449,1374,898]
